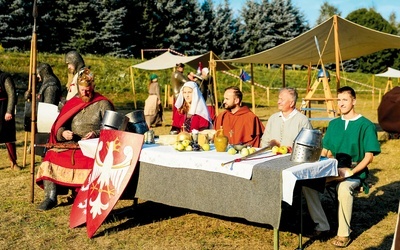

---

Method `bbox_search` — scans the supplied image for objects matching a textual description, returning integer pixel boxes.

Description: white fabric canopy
[217,15,400,65]
[132,51,236,71]
[375,67,400,78]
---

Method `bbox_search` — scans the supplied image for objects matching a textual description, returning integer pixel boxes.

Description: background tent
[375,67,400,94]
[130,51,236,114]
[217,15,400,90]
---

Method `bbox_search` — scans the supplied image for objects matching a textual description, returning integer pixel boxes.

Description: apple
[279,146,288,154]
[241,148,250,156]
[201,143,210,151]
[227,147,237,155]
[248,147,256,154]
[185,145,193,151]
[182,139,191,147]
[272,146,279,154]
[176,143,185,151]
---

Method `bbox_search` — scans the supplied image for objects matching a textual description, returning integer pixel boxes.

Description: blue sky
[212,0,400,27]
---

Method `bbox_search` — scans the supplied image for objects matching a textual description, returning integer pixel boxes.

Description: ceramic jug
[214,127,228,152]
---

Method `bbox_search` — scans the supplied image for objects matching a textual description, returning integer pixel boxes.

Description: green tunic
[323,115,381,162]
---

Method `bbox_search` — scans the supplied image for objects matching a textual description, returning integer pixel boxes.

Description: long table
[130,144,338,250]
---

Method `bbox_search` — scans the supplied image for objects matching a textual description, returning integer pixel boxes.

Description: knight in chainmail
[65,50,85,101]
[0,70,20,170]
[36,62,62,105]
[36,67,114,211]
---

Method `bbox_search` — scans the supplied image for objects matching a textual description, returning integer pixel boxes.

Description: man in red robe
[214,86,264,147]
[36,68,114,211]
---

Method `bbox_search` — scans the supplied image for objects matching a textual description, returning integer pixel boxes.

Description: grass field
[0,52,399,249]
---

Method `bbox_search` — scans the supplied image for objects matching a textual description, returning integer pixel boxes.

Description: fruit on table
[279,146,288,154]
[240,148,250,156]
[272,146,279,154]
[227,147,237,155]
[201,143,210,151]
[176,143,185,151]
[181,139,191,147]
[185,145,193,151]
[248,147,256,154]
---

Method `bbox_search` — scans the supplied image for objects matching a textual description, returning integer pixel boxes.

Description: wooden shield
[69,130,143,237]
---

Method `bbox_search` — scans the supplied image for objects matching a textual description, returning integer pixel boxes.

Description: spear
[29,0,38,203]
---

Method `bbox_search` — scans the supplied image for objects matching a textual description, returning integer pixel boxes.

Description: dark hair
[225,86,243,103]
[338,86,356,99]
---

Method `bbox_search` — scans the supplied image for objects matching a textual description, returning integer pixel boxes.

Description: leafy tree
[0,0,32,51]
[316,1,341,26]
[239,0,264,56]
[212,0,240,58]
[95,0,127,56]
[268,0,309,47]
[347,8,400,73]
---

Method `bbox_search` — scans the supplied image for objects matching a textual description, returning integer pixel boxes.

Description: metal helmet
[65,51,85,74]
[317,68,330,80]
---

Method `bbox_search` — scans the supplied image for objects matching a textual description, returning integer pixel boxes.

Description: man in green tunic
[321,86,381,247]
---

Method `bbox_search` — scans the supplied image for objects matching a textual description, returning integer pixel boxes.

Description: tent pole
[210,52,219,116]
[251,64,255,113]
[334,15,341,92]
[130,67,137,109]
[282,64,286,88]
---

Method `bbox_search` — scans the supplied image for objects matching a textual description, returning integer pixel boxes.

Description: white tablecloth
[79,138,338,205]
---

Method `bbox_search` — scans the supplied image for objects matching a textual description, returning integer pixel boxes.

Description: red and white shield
[69,130,144,238]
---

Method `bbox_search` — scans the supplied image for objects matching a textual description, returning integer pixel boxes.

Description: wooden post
[250,64,255,113]
[130,67,137,109]
[30,0,38,203]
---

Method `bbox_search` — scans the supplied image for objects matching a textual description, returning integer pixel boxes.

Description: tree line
[0,0,399,73]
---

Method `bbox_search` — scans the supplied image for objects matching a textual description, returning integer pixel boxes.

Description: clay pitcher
[214,127,228,152]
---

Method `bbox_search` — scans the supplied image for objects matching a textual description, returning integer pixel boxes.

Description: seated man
[214,86,264,147]
[321,86,380,247]
[261,87,330,236]
[36,68,114,211]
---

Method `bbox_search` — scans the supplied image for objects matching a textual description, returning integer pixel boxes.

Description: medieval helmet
[65,51,85,75]
[317,68,330,80]
[37,63,54,80]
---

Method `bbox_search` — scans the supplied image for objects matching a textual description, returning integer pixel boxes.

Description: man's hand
[4,113,12,121]
[62,130,74,141]
[81,131,95,140]
[338,167,354,178]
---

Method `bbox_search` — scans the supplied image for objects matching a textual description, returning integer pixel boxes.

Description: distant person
[171,63,188,127]
[36,62,62,105]
[144,73,163,128]
[261,87,330,238]
[198,67,215,122]
[214,86,264,147]
[65,50,85,101]
[170,81,211,133]
[36,68,114,211]
[320,86,381,248]
[0,69,20,170]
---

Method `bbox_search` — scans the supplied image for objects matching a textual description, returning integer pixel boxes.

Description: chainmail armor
[56,99,113,141]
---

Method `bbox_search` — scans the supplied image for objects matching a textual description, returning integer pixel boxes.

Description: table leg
[296,190,304,250]
[274,228,279,250]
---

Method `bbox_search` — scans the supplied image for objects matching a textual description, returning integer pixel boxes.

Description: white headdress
[175,81,211,123]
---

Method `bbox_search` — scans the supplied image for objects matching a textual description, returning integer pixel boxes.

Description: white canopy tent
[375,67,400,93]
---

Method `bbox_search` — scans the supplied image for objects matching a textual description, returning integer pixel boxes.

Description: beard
[80,92,93,103]
[224,103,235,111]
